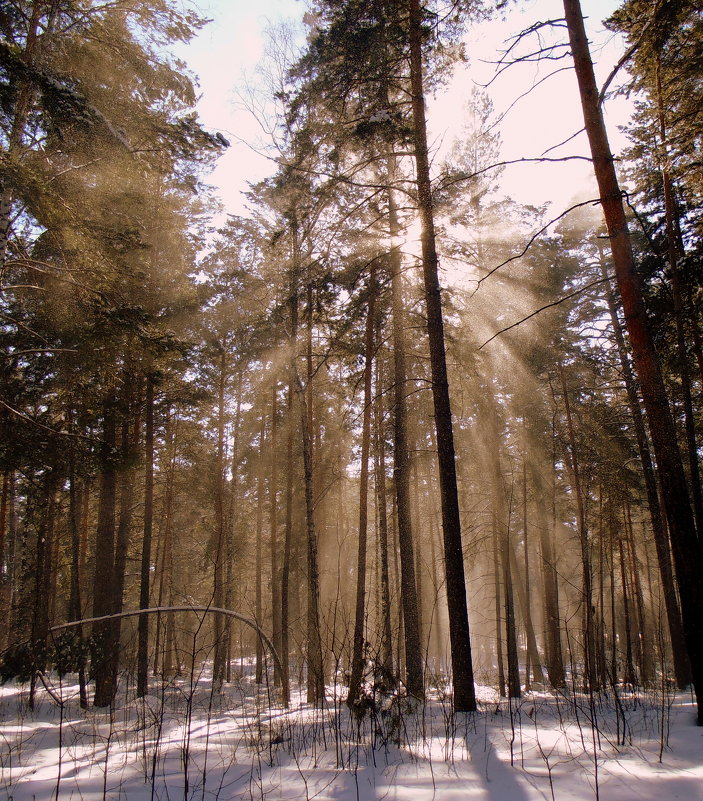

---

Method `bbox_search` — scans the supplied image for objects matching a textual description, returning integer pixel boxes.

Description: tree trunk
[521,453,544,686]
[532,423,565,688]
[157,409,178,678]
[137,374,155,698]
[301,282,324,706]
[109,412,135,694]
[374,356,395,685]
[408,0,475,712]
[213,351,228,686]
[493,529,506,698]
[92,395,118,708]
[225,374,243,683]
[387,153,424,701]
[0,471,9,652]
[564,0,703,722]
[296,371,324,705]
[29,473,57,708]
[348,263,377,707]
[68,453,88,709]
[269,383,282,687]
[656,63,703,536]
[558,363,598,691]
[486,398,520,698]
[598,251,690,688]
[625,503,654,684]
[255,415,266,684]
[281,275,299,707]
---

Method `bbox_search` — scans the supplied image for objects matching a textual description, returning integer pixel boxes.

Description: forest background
[1,1,702,797]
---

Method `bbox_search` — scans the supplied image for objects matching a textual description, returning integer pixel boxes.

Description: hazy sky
[175,0,632,218]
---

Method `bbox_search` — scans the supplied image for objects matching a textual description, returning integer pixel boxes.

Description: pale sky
[175,0,632,218]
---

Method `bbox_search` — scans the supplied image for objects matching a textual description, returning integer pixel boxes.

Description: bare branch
[478,275,612,350]
[436,156,592,195]
[469,198,601,296]
[597,2,663,105]
[541,127,585,156]
[0,399,98,442]
[481,67,574,133]
[48,605,289,706]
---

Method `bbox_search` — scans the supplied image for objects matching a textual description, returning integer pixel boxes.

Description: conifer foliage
[1,0,702,733]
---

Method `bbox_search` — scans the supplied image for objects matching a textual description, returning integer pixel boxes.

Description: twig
[478,275,612,350]
[471,198,601,294]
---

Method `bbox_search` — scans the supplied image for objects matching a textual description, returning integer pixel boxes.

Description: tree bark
[213,351,229,686]
[269,383,282,687]
[387,154,424,701]
[348,262,377,707]
[255,415,266,684]
[281,271,299,707]
[532,423,565,688]
[486,398,520,698]
[225,374,243,683]
[374,355,395,685]
[92,395,118,707]
[558,363,598,691]
[137,374,155,698]
[656,63,703,537]
[296,371,324,706]
[564,0,703,722]
[408,0,475,711]
[598,251,690,687]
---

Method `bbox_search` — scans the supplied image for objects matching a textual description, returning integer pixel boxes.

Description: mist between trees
[1,0,702,740]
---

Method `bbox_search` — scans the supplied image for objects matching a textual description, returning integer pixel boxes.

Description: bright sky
[175,0,632,218]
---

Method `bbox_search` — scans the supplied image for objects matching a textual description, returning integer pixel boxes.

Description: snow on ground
[2,666,702,800]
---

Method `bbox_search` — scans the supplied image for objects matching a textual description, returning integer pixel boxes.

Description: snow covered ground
[2,666,702,800]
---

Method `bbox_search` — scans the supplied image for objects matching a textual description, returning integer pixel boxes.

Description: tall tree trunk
[29,473,57,708]
[255,415,266,684]
[374,357,395,686]
[656,63,703,536]
[595,490,609,689]
[387,155,424,701]
[532,422,565,688]
[408,0,475,712]
[269,383,282,687]
[302,282,324,706]
[109,413,135,694]
[625,503,653,684]
[225,374,243,683]
[486,399,520,698]
[613,505,636,686]
[67,448,88,709]
[520,453,544,686]
[0,471,9,652]
[137,374,155,698]
[92,395,118,708]
[564,0,703,721]
[492,529,506,698]
[213,351,228,686]
[281,277,299,707]
[609,515,619,684]
[348,263,377,706]
[510,543,544,688]
[157,410,178,678]
[558,364,598,691]
[598,252,690,688]
[297,371,324,705]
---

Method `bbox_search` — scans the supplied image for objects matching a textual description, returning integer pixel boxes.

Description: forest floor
[1,663,702,801]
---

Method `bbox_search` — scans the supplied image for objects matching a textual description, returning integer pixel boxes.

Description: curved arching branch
[49,606,289,707]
